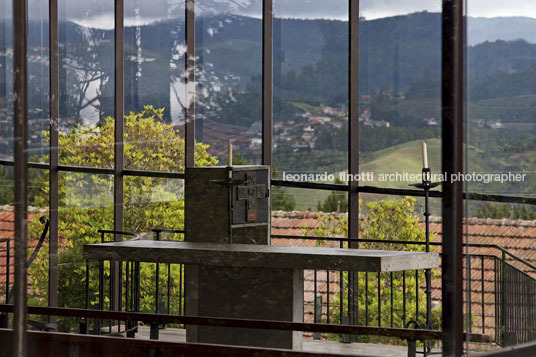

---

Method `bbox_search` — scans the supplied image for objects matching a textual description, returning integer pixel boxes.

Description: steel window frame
[6,0,468,354]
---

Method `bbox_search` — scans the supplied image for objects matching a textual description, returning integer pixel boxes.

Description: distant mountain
[3,12,536,119]
[468,17,536,46]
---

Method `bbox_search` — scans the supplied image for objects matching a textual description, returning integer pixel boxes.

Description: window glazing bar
[441,0,465,355]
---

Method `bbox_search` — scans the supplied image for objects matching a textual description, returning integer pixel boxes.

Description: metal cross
[237,172,266,222]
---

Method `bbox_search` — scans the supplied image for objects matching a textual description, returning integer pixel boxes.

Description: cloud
[18,0,536,24]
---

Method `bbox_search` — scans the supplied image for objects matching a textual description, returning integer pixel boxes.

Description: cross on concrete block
[237,172,266,222]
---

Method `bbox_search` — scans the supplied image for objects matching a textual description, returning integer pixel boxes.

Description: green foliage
[28,106,218,331]
[311,197,441,343]
[231,153,253,166]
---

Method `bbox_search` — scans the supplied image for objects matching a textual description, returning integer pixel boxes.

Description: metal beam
[262,0,273,167]
[185,0,195,168]
[48,0,59,321]
[13,0,28,353]
[441,0,465,355]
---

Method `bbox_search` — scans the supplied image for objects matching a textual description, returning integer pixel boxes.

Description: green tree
[318,178,348,213]
[28,106,218,330]
[475,202,536,220]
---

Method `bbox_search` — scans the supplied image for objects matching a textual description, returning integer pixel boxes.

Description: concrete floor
[135,326,411,356]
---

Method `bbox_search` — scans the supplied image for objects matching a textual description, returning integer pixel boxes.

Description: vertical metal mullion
[441,0,465,355]
[113,0,125,314]
[13,0,29,352]
[48,0,59,323]
[185,0,195,168]
[347,0,360,329]
[262,0,272,167]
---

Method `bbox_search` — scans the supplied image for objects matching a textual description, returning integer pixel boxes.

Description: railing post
[314,295,322,340]
[79,318,88,335]
[407,339,417,357]
[150,322,160,340]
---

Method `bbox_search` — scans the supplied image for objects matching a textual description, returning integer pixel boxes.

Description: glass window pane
[56,172,113,330]
[0,0,13,161]
[124,175,184,313]
[28,2,49,162]
[59,0,114,168]
[273,1,348,180]
[195,0,262,165]
[359,2,441,189]
[27,168,49,309]
[124,0,186,172]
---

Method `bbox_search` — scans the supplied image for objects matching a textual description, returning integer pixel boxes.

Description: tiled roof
[0,206,47,286]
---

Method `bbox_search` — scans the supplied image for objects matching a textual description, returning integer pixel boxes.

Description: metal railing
[271,235,536,349]
[20,227,532,353]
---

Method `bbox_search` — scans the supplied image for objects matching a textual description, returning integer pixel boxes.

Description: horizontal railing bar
[0,305,492,342]
[0,304,441,340]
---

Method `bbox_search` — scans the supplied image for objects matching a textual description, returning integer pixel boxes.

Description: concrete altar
[83,241,439,349]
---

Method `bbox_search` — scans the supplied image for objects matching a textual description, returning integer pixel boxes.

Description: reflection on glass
[26,168,49,309]
[27,2,50,162]
[124,176,183,233]
[273,0,348,179]
[195,0,262,165]
[59,0,114,167]
[124,176,184,313]
[359,3,441,189]
[53,172,113,329]
[0,0,13,161]
[124,0,186,171]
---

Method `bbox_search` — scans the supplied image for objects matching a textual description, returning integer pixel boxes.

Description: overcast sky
[7,0,536,26]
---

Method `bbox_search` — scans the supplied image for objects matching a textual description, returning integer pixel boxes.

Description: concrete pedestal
[185,265,303,349]
[184,166,303,349]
